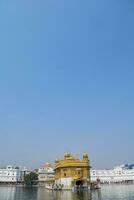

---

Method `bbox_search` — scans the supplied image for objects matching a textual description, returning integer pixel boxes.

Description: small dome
[65,152,71,157]
[64,153,74,160]
[83,153,88,156]
[55,159,59,163]
[83,153,89,159]
[45,162,51,168]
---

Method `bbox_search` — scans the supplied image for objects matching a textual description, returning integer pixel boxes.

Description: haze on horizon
[0,0,134,169]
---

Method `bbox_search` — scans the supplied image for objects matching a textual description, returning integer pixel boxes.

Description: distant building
[91,164,134,184]
[38,163,54,186]
[54,153,90,190]
[0,165,27,184]
[124,164,134,169]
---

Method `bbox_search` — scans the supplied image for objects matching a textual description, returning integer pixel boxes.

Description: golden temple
[54,153,90,190]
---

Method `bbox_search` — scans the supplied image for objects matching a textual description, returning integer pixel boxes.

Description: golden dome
[65,152,71,157]
[83,153,89,160]
[64,153,74,160]
[55,159,59,163]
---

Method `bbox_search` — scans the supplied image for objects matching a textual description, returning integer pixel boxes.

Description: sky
[0,0,134,169]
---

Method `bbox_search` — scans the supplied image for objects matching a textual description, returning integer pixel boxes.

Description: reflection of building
[0,187,16,199]
[91,164,134,184]
[54,153,90,190]
[38,163,54,186]
[52,190,90,200]
[0,165,27,184]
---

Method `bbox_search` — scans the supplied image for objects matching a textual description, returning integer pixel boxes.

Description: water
[0,185,134,200]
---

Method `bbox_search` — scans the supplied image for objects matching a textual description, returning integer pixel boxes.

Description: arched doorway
[76,180,83,186]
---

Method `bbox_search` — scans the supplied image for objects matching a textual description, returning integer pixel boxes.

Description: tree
[24,172,38,186]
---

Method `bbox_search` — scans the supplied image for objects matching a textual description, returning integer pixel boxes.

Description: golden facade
[54,153,90,189]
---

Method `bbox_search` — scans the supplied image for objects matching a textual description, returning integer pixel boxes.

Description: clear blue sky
[0,0,134,169]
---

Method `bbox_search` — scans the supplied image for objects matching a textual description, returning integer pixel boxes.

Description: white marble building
[0,165,27,183]
[91,165,134,183]
[38,163,54,186]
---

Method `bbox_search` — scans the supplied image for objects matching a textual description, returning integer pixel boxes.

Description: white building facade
[38,163,54,187]
[91,165,134,184]
[0,166,27,184]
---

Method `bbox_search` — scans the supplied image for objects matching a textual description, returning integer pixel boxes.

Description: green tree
[24,172,38,186]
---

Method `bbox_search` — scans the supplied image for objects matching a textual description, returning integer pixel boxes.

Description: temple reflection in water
[37,188,102,200]
[38,190,90,200]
